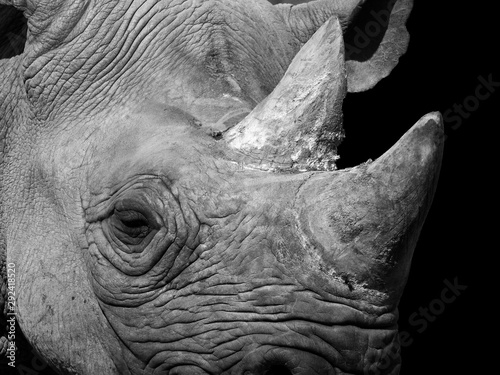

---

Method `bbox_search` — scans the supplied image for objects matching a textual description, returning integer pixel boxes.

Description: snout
[237,346,335,375]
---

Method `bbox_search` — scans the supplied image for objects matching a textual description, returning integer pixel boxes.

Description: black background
[1,1,497,374]
[339,1,497,374]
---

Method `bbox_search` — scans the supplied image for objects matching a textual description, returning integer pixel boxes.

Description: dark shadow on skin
[0,5,27,59]
[0,323,58,375]
[265,365,293,375]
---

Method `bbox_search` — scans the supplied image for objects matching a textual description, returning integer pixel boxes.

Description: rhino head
[0,0,443,374]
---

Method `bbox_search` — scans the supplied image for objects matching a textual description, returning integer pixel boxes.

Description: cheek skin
[87,183,400,373]
[94,236,399,374]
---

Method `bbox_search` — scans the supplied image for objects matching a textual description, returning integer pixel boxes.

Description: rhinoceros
[0,0,444,374]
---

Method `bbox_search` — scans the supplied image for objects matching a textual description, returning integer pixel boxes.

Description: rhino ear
[0,5,28,59]
[274,0,413,92]
[343,0,413,92]
[0,0,88,55]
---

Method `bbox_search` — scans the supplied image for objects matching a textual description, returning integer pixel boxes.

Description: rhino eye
[106,199,162,248]
[111,209,151,241]
[86,178,191,276]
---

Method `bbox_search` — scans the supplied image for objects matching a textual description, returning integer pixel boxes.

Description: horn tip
[419,111,444,133]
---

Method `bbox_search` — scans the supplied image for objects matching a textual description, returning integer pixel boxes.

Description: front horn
[296,112,444,305]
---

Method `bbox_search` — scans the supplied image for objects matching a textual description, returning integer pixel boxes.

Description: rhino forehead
[16,0,298,124]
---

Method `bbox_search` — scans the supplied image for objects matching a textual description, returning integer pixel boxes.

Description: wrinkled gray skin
[0,0,444,374]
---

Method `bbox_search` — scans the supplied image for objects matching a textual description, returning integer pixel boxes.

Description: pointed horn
[225,16,346,171]
[297,112,444,304]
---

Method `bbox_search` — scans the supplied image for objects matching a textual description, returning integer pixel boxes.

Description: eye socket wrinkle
[92,178,188,262]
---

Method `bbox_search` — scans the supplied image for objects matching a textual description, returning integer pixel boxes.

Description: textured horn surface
[225,16,346,171]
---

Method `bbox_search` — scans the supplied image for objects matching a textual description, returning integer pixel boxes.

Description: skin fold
[0,1,442,374]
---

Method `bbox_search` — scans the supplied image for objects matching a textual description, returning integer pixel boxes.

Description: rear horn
[225,17,346,171]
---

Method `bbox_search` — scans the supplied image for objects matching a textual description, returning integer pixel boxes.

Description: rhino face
[0,1,443,374]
